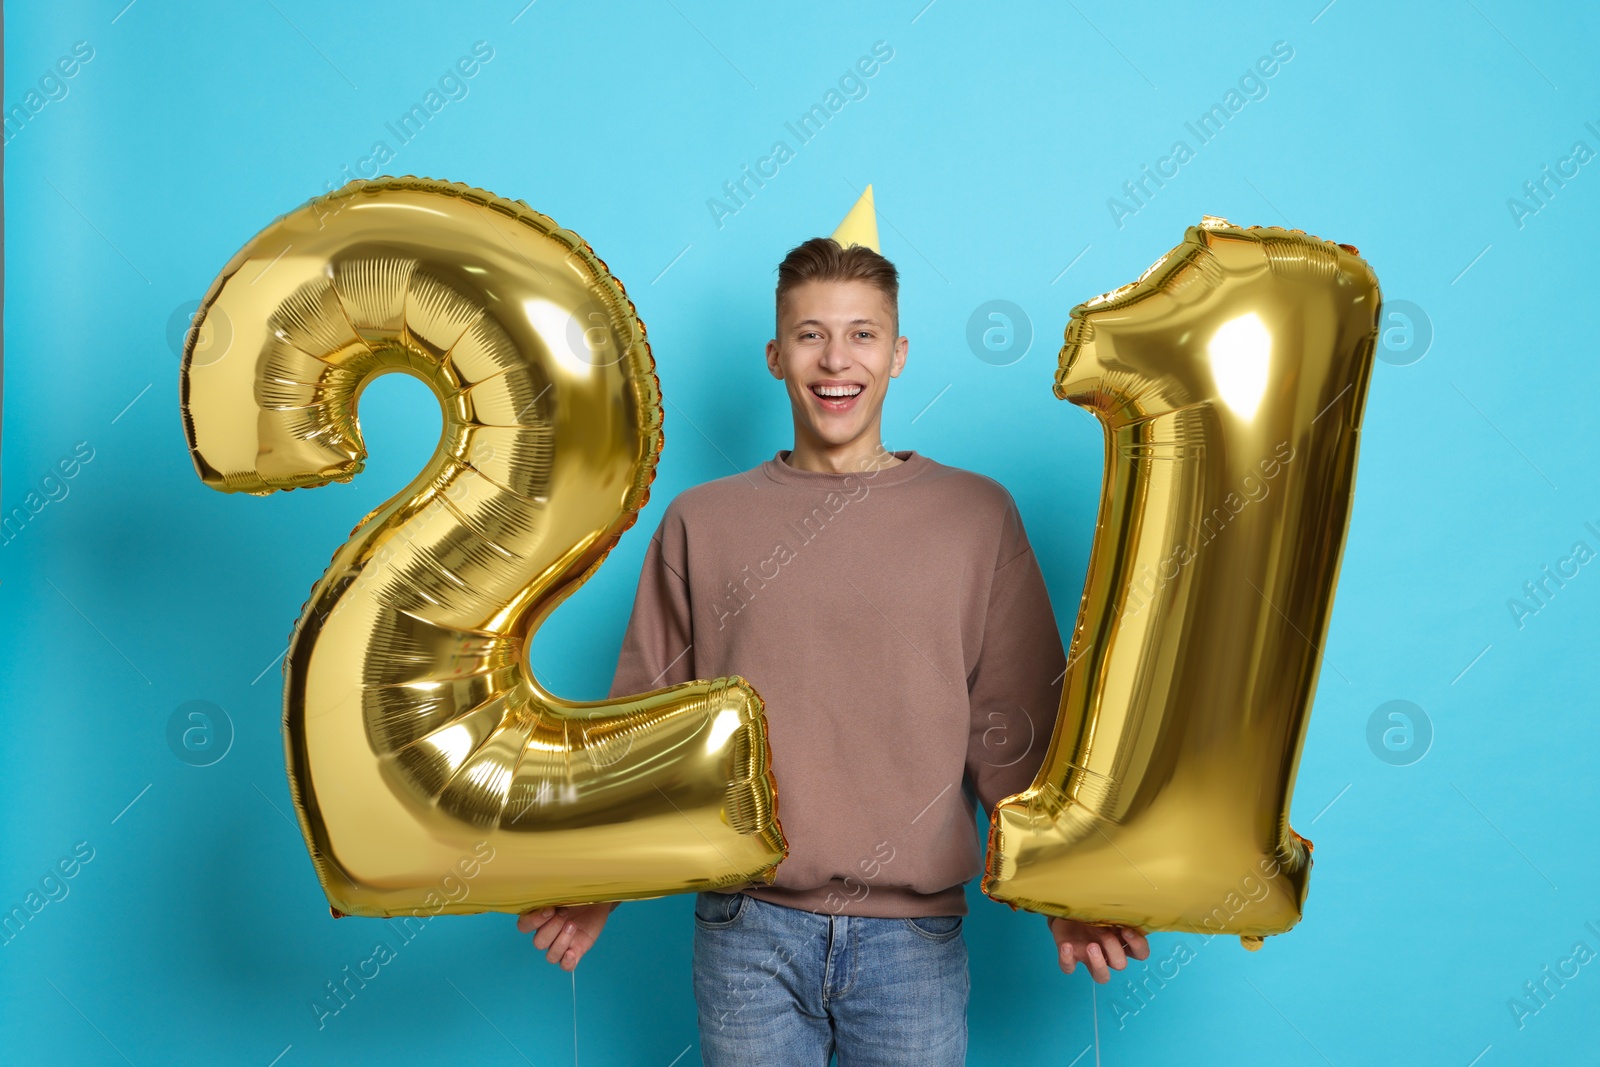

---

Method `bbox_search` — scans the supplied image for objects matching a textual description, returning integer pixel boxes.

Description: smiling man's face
[765,278,908,464]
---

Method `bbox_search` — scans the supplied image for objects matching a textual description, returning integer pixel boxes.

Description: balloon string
[571,970,579,1067]
[1092,982,1100,1067]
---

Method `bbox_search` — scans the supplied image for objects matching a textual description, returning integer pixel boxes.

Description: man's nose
[819,341,852,370]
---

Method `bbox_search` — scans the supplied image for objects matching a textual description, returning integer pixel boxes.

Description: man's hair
[774,237,900,334]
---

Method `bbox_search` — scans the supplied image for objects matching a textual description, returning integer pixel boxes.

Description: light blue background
[3,1,1597,1064]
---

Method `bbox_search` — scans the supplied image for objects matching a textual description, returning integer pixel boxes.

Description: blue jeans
[692,891,969,1066]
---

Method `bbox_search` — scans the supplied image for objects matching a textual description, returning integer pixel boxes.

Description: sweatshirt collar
[761,448,931,488]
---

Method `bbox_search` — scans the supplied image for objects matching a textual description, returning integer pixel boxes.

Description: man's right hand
[517,902,617,972]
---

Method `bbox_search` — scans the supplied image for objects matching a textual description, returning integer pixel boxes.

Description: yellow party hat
[831,185,880,252]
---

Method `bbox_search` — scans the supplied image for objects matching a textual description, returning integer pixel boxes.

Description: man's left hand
[1047,916,1150,983]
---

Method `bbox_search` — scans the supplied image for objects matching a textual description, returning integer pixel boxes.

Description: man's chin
[806,421,866,448]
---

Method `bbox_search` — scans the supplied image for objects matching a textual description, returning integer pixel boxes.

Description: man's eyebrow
[793,318,882,328]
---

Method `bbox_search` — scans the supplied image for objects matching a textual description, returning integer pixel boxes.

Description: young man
[517,230,1149,1061]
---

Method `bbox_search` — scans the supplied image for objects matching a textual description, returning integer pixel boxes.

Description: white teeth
[813,384,863,398]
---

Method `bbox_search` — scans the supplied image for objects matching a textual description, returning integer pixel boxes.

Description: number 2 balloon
[181,177,787,918]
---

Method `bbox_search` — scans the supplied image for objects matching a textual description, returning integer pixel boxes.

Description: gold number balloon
[984,218,1380,944]
[181,177,786,917]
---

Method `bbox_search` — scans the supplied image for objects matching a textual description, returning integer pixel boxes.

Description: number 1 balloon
[181,177,787,917]
[984,218,1380,945]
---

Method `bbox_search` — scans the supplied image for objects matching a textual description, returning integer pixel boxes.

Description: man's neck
[784,435,904,476]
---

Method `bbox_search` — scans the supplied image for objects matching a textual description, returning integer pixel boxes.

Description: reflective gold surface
[984,218,1380,943]
[181,177,786,917]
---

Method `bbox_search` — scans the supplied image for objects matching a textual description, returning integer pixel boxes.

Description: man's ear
[889,333,908,378]
[765,338,783,379]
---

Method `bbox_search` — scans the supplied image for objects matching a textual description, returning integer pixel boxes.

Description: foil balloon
[181,177,786,918]
[984,218,1380,945]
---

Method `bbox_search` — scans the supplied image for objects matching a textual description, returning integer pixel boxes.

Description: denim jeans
[692,890,969,1066]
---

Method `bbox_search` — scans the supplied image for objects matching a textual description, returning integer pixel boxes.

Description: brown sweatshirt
[607,448,1066,917]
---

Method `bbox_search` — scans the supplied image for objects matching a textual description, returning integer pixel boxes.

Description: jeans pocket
[902,914,963,942]
[693,891,748,929]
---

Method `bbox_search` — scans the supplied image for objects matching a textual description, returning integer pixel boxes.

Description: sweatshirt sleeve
[964,497,1068,818]
[607,507,697,699]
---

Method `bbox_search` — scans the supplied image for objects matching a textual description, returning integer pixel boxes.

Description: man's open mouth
[810,383,864,400]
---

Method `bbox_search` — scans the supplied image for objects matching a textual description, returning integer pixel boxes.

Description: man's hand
[1047,916,1150,983]
[517,902,617,972]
